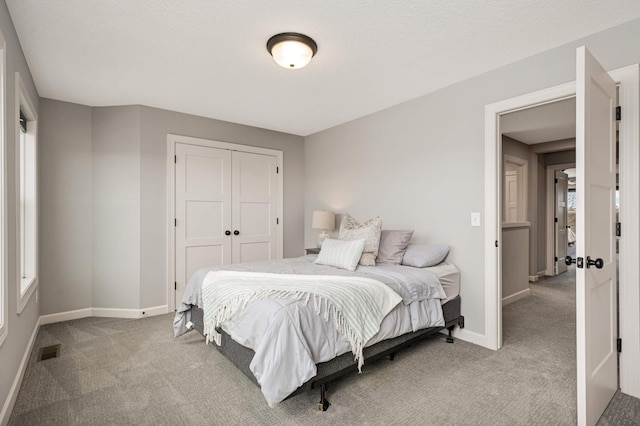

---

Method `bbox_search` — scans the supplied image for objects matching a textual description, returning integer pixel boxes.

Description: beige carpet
[8,271,639,425]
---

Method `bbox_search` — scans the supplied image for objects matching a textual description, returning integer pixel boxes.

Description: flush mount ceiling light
[266,32,317,69]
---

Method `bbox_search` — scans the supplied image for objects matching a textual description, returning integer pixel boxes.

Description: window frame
[15,72,37,314]
[0,29,6,345]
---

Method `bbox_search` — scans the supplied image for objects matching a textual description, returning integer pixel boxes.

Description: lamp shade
[312,210,335,230]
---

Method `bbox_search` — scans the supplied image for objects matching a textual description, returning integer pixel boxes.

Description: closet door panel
[231,151,278,263]
[175,143,232,309]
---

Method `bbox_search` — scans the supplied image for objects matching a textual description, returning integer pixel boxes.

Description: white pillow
[339,214,382,266]
[315,238,366,271]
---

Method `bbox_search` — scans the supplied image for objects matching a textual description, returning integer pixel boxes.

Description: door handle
[225,230,231,236]
[233,230,240,236]
[565,256,584,268]
[586,256,604,269]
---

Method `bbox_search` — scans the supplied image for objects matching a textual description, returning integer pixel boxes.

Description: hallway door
[575,46,618,426]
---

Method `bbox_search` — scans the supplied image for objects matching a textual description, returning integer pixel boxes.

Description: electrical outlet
[471,212,481,227]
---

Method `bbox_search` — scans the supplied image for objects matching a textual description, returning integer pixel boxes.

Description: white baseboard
[40,308,93,325]
[40,305,169,326]
[502,288,531,306]
[529,271,547,282]
[92,305,169,319]
[1,317,40,426]
[140,305,170,317]
[447,327,487,348]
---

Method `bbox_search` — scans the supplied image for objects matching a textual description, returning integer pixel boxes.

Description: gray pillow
[401,244,450,268]
[376,230,414,264]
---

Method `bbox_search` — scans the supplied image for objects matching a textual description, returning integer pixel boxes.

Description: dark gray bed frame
[189,295,463,411]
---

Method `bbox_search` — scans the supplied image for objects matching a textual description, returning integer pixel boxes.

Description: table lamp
[312,210,335,249]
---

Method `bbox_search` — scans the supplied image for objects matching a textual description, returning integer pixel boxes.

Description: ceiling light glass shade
[267,33,317,69]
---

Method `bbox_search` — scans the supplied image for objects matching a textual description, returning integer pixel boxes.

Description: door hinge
[174,218,177,227]
[554,178,558,184]
[616,222,621,237]
[276,218,279,225]
[276,166,279,174]
[174,282,177,290]
[554,256,558,262]
[617,338,622,353]
[174,155,177,164]
[554,217,558,223]
[616,106,621,121]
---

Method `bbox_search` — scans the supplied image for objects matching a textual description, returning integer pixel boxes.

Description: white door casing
[484,62,640,400]
[175,143,232,309]
[575,46,618,426]
[231,151,278,263]
[555,170,569,275]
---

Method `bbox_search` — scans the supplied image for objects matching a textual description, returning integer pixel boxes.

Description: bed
[173,253,463,410]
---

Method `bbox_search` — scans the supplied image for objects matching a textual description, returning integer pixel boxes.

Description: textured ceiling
[6,0,640,136]
[501,97,577,145]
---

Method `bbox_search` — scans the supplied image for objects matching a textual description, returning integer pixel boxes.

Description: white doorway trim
[484,65,640,399]
[166,134,284,312]
[485,81,575,351]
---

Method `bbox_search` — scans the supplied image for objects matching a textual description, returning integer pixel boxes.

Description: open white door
[575,46,618,426]
[555,170,569,275]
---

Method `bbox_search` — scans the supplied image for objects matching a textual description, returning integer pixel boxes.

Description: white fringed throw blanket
[201,270,402,370]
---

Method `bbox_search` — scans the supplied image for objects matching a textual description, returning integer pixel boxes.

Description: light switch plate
[471,212,481,227]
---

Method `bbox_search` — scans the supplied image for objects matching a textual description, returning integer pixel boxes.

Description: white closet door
[175,143,232,309]
[231,151,278,263]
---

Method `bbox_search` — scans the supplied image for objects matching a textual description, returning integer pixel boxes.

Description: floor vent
[37,344,61,361]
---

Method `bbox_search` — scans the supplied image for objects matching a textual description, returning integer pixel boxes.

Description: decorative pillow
[339,214,382,266]
[376,230,414,264]
[401,244,450,268]
[315,238,366,271]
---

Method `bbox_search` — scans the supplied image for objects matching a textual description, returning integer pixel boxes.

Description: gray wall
[92,106,142,310]
[39,99,92,315]
[501,226,530,299]
[0,0,40,416]
[304,18,640,337]
[38,101,305,315]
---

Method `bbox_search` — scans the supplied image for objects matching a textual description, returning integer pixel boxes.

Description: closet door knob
[225,230,231,236]
[233,230,240,236]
